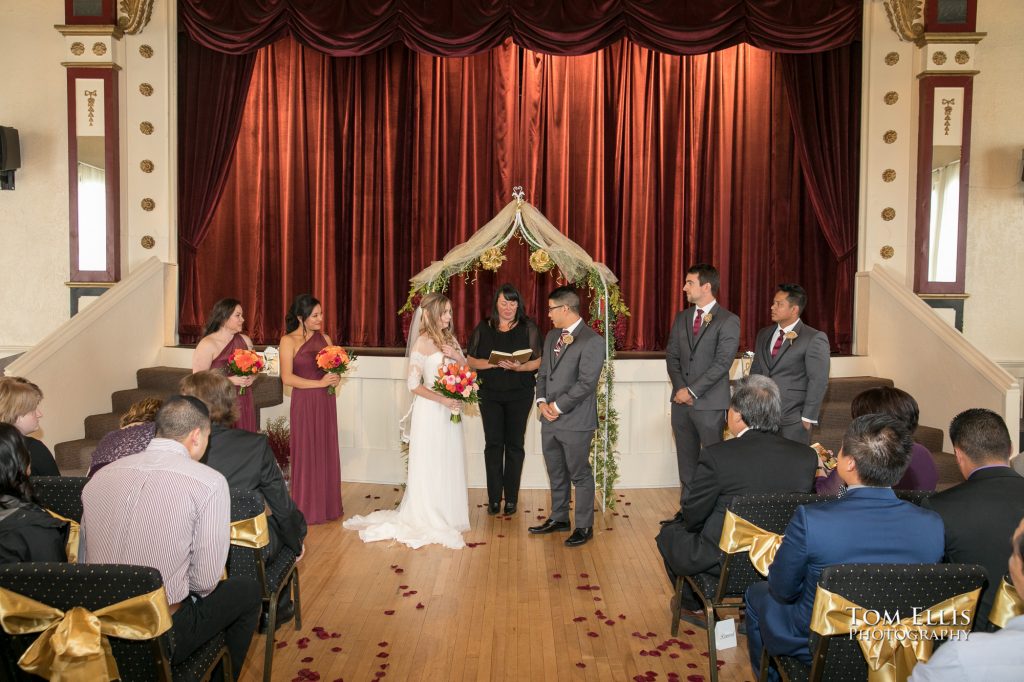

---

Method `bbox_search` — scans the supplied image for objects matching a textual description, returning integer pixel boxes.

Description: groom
[529,286,605,547]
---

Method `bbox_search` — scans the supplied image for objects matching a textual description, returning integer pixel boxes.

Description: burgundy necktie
[770,328,785,357]
[692,310,703,336]
[554,329,569,356]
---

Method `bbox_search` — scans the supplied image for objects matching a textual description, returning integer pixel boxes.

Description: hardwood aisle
[239,483,755,682]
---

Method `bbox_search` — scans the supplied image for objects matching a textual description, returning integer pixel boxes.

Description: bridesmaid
[280,294,342,524]
[192,298,258,432]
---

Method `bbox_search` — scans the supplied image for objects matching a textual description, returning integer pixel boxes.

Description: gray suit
[535,321,605,529]
[749,320,830,443]
[665,303,740,502]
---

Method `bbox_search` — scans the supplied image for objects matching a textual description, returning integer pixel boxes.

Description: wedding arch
[399,188,630,511]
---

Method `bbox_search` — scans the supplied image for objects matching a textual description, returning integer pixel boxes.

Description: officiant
[467,284,544,516]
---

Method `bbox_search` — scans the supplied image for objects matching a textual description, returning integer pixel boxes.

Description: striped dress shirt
[81,437,231,604]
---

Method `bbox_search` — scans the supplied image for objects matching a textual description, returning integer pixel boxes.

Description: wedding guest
[749,284,830,444]
[815,386,938,495]
[81,396,260,678]
[467,284,542,515]
[663,263,740,524]
[88,397,161,476]
[0,376,60,476]
[193,298,258,431]
[280,294,342,524]
[0,423,68,563]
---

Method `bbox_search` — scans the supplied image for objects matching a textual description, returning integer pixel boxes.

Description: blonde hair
[0,377,43,424]
[419,292,458,352]
[180,371,239,426]
[120,397,163,428]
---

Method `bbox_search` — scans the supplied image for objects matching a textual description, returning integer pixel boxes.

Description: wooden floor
[238,484,755,682]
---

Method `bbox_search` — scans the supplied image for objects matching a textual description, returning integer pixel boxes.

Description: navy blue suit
[745,487,944,672]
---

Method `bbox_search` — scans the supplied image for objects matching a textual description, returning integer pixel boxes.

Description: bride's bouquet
[316,345,356,395]
[226,348,264,394]
[432,364,480,423]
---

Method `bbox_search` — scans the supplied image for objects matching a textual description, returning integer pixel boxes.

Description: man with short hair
[663,263,740,523]
[921,408,1024,629]
[909,516,1024,680]
[529,286,605,547]
[82,395,260,678]
[655,375,816,618]
[744,414,944,678]
[749,284,830,444]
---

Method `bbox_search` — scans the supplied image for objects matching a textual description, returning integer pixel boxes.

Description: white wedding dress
[343,349,470,549]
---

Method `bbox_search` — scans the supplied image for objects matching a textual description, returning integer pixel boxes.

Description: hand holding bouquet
[432,363,480,423]
[316,345,356,395]
[226,349,264,394]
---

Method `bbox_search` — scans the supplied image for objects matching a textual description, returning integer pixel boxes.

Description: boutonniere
[784,331,798,344]
[702,312,713,324]
[561,332,575,346]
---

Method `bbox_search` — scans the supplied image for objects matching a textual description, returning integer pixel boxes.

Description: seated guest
[909,516,1024,681]
[921,408,1024,630]
[815,386,937,495]
[88,397,161,476]
[81,396,260,678]
[0,376,60,476]
[0,424,67,563]
[656,375,816,618]
[745,414,944,678]
[180,371,307,562]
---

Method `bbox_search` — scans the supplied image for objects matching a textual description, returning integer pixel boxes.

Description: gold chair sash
[988,577,1023,629]
[230,512,269,549]
[718,510,783,576]
[44,509,80,564]
[0,584,172,682]
[809,585,980,682]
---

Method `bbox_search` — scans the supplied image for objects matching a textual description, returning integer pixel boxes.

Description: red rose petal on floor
[683,629,696,636]
[622,515,630,518]
[376,652,389,659]
[536,515,545,520]
[331,646,342,652]
[298,637,310,645]
[497,534,505,538]
[380,664,388,670]
[594,597,602,601]
[577,585,591,590]
[576,662,586,668]
[604,619,615,625]
[687,676,705,682]
[302,656,314,662]
[538,508,544,511]
[579,573,589,578]
[639,650,648,656]
[316,631,331,639]
[416,602,425,609]
[613,512,620,516]
[717,660,725,665]
[332,679,344,682]
[657,644,668,651]
[377,642,388,647]
[373,496,380,499]
[587,631,599,638]
[573,616,586,622]
[686,663,697,669]
[668,653,679,659]
[625,502,632,505]
[645,631,657,637]
[605,527,614,530]
[297,643,308,649]
[383,610,395,615]
[312,626,325,632]
[645,672,657,678]
[700,652,708,658]
[648,650,661,657]
[678,641,694,650]
[394,568,404,574]
[618,614,626,619]
[399,585,408,589]
[331,632,341,638]
[552,573,562,579]
[276,641,288,649]
[365,495,371,499]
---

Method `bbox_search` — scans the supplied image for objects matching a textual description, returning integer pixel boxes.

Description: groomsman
[663,264,740,524]
[749,284,830,444]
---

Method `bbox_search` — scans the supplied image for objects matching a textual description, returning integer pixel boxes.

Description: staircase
[814,376,961,489]
[54,367,283,475]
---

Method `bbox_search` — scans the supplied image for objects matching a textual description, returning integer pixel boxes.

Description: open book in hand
[488,349,533,365]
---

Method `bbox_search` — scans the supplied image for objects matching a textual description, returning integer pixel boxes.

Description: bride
[344,292,471,549]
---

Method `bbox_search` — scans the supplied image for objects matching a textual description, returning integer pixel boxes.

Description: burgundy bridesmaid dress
[289,331,343,523]
[210,333,258,432]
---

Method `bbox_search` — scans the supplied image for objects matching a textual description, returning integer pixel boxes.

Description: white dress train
[343,350,470,549]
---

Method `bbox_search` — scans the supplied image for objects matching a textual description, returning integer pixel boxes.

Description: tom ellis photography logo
[845,607,973,641]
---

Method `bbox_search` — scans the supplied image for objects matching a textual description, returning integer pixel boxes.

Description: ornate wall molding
[883,0,925,42]
[118,0,155,35]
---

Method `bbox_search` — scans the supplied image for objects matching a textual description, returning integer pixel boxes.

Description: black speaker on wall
[0,126,21,190]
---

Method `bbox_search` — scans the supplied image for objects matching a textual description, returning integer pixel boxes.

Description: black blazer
[26,437,60,477]
[656,429,817,576]
[921,466,1024,629]
[204,424,307,554]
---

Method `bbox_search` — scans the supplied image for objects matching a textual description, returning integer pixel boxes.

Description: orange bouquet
[432,363,480,423]
[226,348,264,394]
[316,345,355,395]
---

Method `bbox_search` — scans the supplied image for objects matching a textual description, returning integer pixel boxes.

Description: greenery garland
[398,243,630,511]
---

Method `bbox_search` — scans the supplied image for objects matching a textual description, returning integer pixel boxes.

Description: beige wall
[963,0,1024,364]
[0,1,70,347]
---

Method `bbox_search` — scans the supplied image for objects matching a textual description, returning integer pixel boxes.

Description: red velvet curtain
[184,35,850,352]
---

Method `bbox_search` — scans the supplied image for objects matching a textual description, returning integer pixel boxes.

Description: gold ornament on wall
[884,52,900,66]
[882,0,924,42]
[141,235,156,249]
[141,198,156,211]
[880,245,895,259]
[138,83,153,97]
[140,159,154,173]
[70,42,85,56]
[881,207,896,221]
[883,130,898,144]
[932,51,948,66]
[884,91,899,105]
[955,50,970,65]
[882,169,896,183]
[118,0,156,35]
[139,45,153,59]
[92,42,107,56]
[139,121,154,135]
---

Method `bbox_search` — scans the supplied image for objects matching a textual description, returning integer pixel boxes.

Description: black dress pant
[170,576,261,679]
[480,394,533,504]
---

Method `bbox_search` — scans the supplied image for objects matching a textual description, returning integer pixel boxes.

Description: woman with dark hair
[192,298,259,431]
[466,284,542,514]
[280,294,342,524]
[815,386,939,494]
[0,376,60,476]
[88,397,161,476]
[0,423,68,563]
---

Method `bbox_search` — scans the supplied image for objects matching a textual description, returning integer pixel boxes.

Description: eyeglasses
[548,304,566,312]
